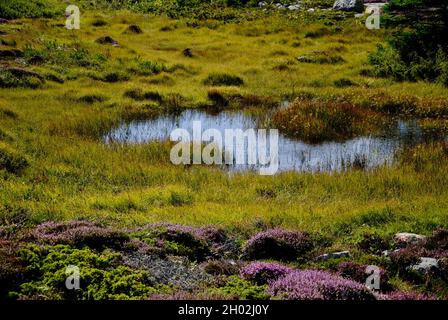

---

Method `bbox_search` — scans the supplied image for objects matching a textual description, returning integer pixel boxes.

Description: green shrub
[272,99,382,143]
[13,244,156,300]
[0,143,28,174]
[0,0,61,19]
[209,276,270,300]
[0,69,44,89]
[203,73,244,86]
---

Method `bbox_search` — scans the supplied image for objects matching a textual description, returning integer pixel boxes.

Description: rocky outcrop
[411,257,439,275]
[394,232,427,248]
[333,0,364,12]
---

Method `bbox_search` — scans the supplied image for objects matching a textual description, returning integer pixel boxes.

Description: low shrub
[336,262,390,292]
[388,248,420,275]
[128,60,168,76]
[0,240,27,298]
[14,244,155,300]
[203,260,240,276]
[31,221,129,250]
[203,73,244,86]
[210,276,270,300]
[0,0,61,19]
[378,291,437,300]
[355,232,391,254]
[0,68,44,89]
[0,143,28,174]
[132,224,215,261]
[92,71,129,83]
[77,94,108,104]
[268,270,375,300]
[334,78,357,87]
[240,262,293,285]
[244,228,313,261]
[272,99,382,143]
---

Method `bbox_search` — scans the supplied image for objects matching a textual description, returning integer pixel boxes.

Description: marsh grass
[272,99,383,143]
[0,9,447,264]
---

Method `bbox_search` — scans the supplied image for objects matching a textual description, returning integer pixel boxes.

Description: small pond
[104,109,442,173]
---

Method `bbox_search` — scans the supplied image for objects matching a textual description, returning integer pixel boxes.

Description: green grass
[0,8,448,248]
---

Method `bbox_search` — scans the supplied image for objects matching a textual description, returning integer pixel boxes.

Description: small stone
[315,251,350,261]
[394,232,426,248]
[333,0,364,13]
[275,3,286,9]
[288,4,301,11]
[258,1,267,7]
[307,8,316,13]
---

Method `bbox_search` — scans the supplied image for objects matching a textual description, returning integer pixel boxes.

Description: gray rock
[288,4,301,10]
[307,8,316,13]
[315,251,350,261]
[258,1,267,7]
[333,0,364,12]
[122,252,212,290]
[394,232,426,248]
[382,249,400,257]
[411,257,439,274]
[296,55,314,63]
[275,3,286,9]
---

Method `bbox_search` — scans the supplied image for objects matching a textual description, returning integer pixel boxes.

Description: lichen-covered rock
[332,0,364,12]
[394,232,426,248]
[411,257,439,275]
[315,251,350,261]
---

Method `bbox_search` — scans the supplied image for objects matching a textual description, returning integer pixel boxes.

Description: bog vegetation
[0,0,448,300]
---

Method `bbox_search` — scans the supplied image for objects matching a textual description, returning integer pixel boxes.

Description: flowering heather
[135,223,227,244]
[337,262,390,291]
[240,262,293,285]
[425,228,448,251]
[150,291,228,300]
[268,270,375,300]
[31,221,129,249]
[377,291,437,300]
[244,228,313,261]
[133,223,238,260]
[132,223,218,261]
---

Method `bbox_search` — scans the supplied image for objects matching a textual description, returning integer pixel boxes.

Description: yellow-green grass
[1,10,448,249]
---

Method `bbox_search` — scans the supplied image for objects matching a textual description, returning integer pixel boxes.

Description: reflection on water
[104,109,438,173]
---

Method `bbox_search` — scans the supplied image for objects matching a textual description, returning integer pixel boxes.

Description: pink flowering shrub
[268,270,375,300]
[337,262,390,291]
[132,223,236,261]
[377,291,437,300]
[240,262,293,285]
[31,221,129,249]
[244,229,313,261]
